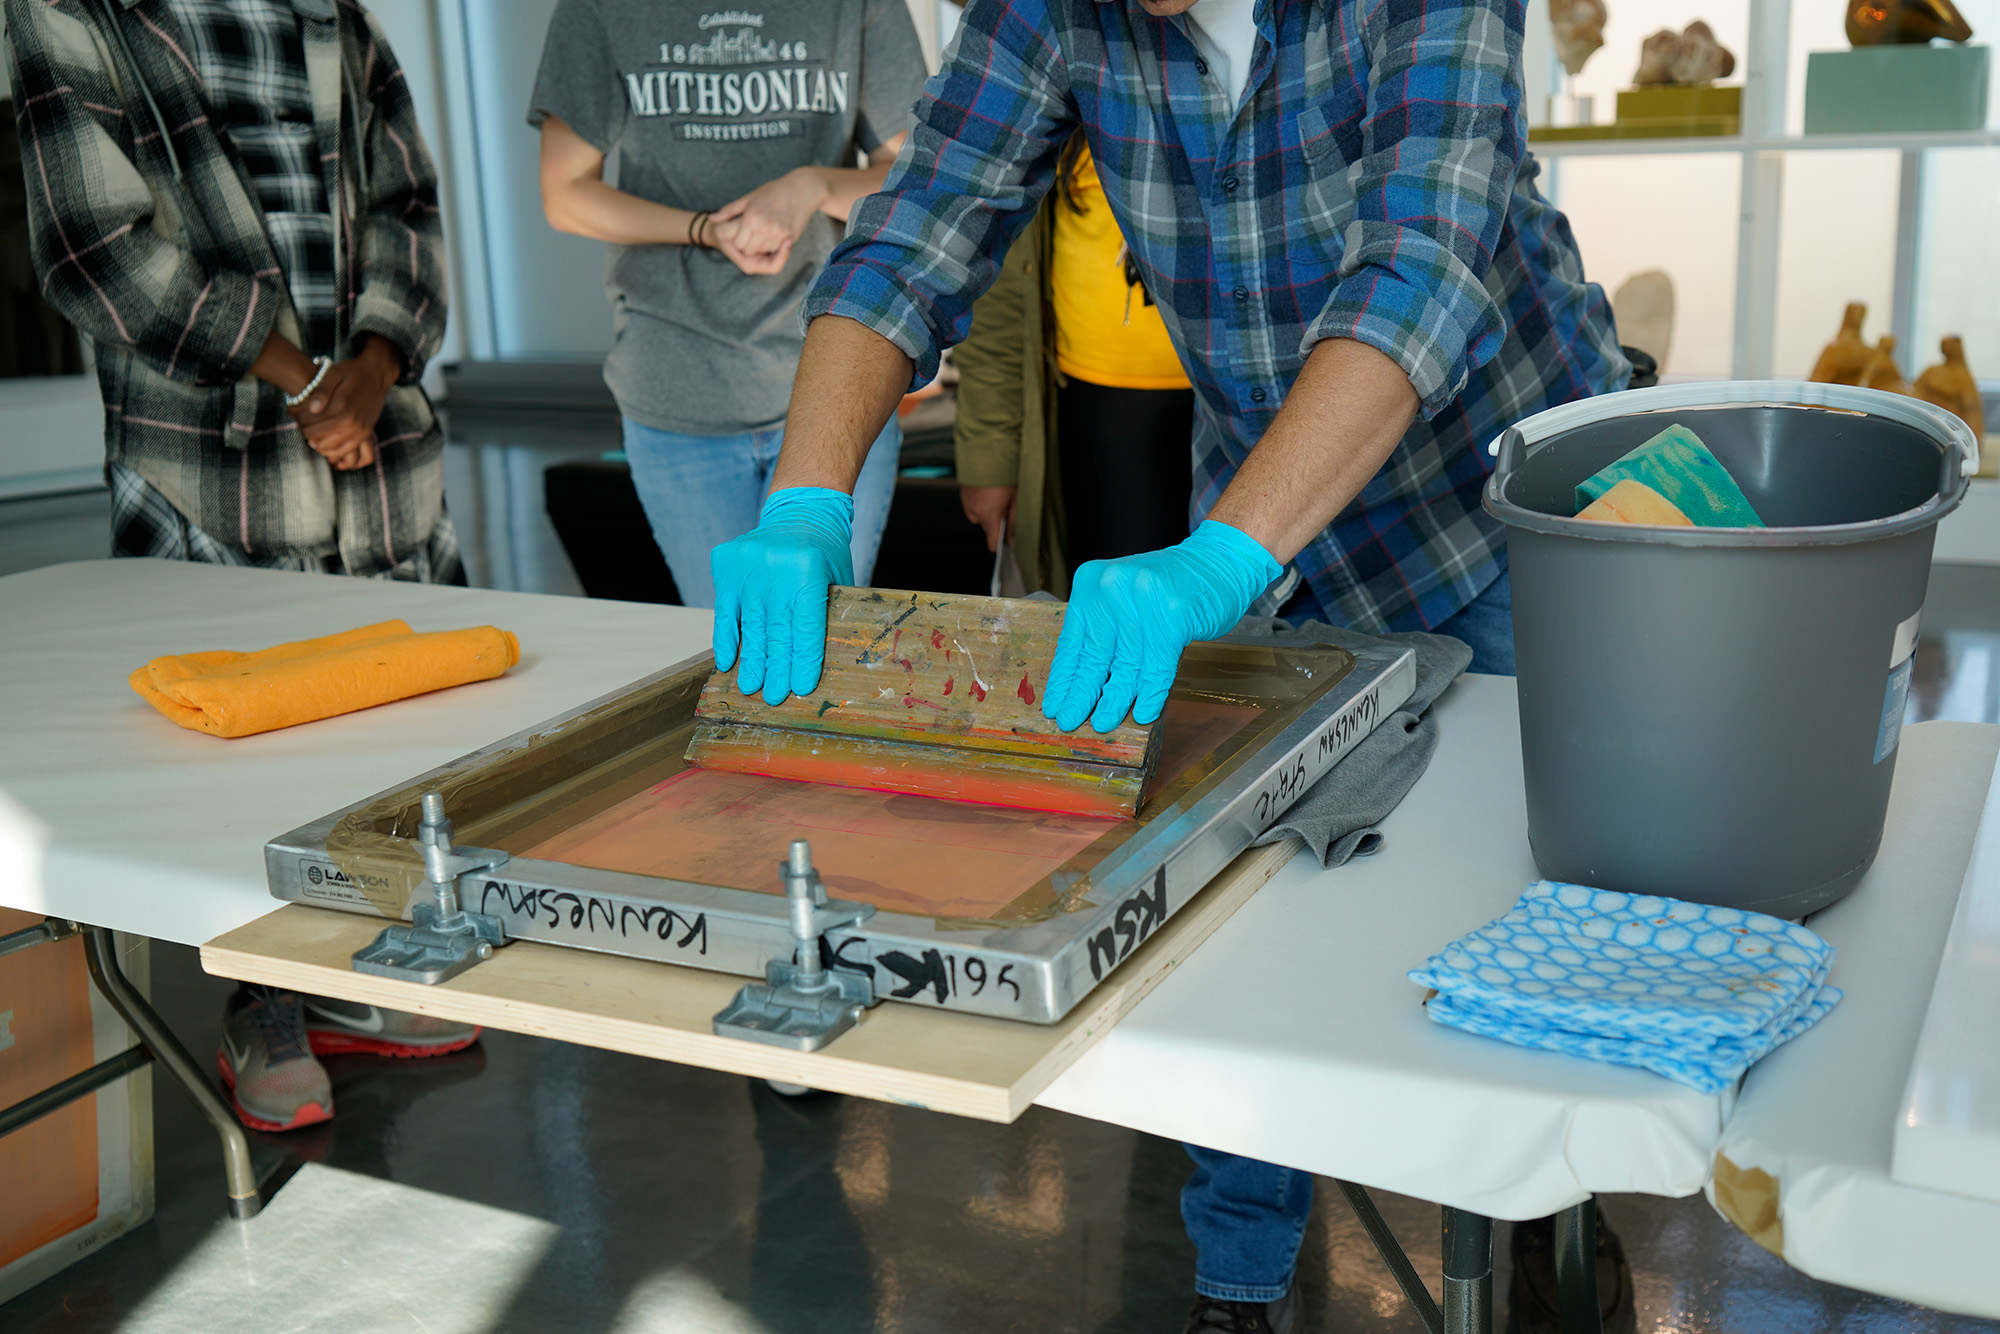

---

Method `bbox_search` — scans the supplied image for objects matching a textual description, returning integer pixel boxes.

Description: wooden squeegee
[684,587,1162,818]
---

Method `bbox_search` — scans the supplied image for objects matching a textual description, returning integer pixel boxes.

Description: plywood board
[202,838,1303,1122]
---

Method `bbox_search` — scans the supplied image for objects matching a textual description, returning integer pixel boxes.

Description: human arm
[1044,0,1522,731]
[707,317,912,702]
[7,0,279,385]
[538,115,725,248]
[711,0,1074,700]
[344,6,449,386]
[952,222,1040,551]
[711,133,906,276]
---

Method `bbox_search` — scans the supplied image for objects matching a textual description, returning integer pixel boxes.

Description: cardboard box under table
[217,639,1412,1118]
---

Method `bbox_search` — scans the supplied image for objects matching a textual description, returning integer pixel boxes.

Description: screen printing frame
[265,640,1415,1025]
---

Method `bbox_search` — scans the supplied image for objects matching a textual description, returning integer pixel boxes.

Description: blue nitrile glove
[1043,519,1284,734]
[711,486,854,706]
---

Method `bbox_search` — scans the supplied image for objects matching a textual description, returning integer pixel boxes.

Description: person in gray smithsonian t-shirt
[529,0,927,606]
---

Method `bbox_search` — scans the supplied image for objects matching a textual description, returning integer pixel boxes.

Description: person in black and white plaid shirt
[8,0,479,1132]
[9,0,457,581]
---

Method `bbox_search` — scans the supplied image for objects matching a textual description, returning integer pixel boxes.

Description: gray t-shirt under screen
[529,0,926,434]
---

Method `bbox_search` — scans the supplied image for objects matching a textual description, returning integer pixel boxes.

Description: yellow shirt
[1049,147,1191,391]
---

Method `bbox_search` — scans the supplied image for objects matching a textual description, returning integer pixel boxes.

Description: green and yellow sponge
[1575,423,1765,529]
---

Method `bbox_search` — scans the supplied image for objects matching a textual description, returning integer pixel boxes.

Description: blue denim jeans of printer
[621,416,902,609]
[1184,566,1514,1301]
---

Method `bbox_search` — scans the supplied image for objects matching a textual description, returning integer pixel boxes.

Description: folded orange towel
[130,619,521,738]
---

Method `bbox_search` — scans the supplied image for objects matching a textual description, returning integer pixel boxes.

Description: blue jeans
[1434,567,1515,676]
[1183,567,1515,1301]
[621,416,901,609]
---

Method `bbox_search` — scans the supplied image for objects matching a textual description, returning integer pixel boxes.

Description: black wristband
[688,210,711,249]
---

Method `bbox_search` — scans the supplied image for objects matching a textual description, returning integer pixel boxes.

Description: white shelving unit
[1527,0,2000,388]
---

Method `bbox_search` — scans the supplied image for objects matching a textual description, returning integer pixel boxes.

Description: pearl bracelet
[284,356,334,408]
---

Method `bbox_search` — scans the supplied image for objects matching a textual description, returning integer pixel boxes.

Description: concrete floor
[5,940,1999,1334]
[3,442,2000,1332]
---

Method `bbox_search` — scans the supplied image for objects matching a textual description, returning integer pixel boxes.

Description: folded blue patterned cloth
[1409,881,1843,1093]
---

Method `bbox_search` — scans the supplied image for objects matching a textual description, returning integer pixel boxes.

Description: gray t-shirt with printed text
[529,0,926,433]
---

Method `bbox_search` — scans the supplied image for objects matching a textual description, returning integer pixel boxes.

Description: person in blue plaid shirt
[712,2,1627,1326]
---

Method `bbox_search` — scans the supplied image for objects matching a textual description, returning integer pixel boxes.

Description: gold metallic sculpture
[1912,336,1985,438]
[1846,0,1974,46]
[1809,303,1874,385]
[1633,21,1737,86]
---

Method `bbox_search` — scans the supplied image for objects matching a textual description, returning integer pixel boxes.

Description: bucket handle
[1490,381,1980,480]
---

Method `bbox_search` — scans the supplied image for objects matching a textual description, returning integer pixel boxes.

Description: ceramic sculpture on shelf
[1860,335,1913,395]
[1809,303,1874,385]
[1611,269,1675,375]
[1550,0,1608,76]
[1846,0,1973,46]
[1634,21,1737,86]
[1913,336,1985,438]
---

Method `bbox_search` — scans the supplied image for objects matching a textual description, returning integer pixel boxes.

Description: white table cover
[13,556,1999,1290]
[1708,722,2000,1319]
[0,560,710,945]
[1041,674,1734,1220]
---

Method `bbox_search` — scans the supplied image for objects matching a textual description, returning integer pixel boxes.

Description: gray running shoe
[302,996,480,1059]
[217,987,333,1132]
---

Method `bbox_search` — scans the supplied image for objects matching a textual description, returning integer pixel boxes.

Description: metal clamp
[713,840,876,1051]
[351,792,512,984]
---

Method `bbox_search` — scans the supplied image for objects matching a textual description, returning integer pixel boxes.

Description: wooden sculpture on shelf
[1860,335,1913,395]
[1913,336,1985,438]
[1634,21,1737,85]
[1809,303,1874,385]
[1846,0,1974,46]
[1550,0,1608,76]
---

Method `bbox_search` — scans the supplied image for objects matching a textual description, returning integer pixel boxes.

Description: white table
[0,560,710,945]
[7,558,1995,1323]
[1708,723,2000,1320]
[1044,672,1730,1223]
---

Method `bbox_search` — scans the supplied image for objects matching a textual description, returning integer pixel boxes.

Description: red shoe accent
[305,1027,482,1059]
[215,1052,334,1133]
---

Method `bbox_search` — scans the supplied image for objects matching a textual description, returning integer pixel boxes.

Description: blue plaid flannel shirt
[806,0,1629,632]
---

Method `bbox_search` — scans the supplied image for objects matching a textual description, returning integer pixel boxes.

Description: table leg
[1552,1197,1604,1334]
[1334,1180,1444,1333]
[82,928,263,1219]
[1442,1206,1494,1334]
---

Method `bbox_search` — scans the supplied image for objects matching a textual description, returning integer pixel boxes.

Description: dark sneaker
[302,996,480,1058]
[1184,1284,1300,1334]
[217,987,333,1132]
[1506,1207,1637,1334]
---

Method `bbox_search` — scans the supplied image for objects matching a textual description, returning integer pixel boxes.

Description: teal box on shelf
[1804,45,1990,134]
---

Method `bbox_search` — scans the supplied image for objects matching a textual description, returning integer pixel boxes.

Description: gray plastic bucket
[1483,381,1979,919]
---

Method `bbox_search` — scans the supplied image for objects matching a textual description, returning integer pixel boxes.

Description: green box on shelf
[1804,45,1990,134]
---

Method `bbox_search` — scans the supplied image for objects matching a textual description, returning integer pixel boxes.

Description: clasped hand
[1041,521,1284,734]
[289,338,401,472]
[705,167,829,276]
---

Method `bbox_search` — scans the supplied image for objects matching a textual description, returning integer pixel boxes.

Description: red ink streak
[895,656,915,675]
[1017,675,1037,705]
[931,629,945,649]
[903,696,943,711]
[943,676,955,695]
[969,682,988,702]
[696,750,1130,817]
